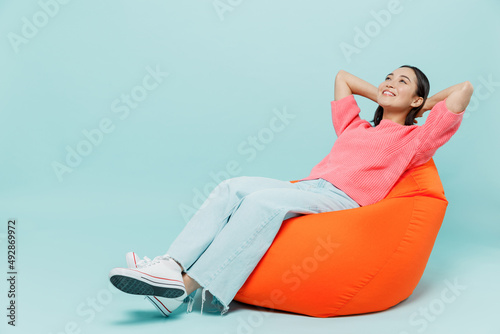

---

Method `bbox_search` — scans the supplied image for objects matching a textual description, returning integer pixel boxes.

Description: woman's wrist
[425,82,468,110]
[343,71,378,102]
[335,70,378,102]
[423,96,436,111]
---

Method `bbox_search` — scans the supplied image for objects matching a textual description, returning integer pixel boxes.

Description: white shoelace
[136,255,170,269]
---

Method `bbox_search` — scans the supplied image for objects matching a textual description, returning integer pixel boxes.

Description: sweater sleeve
[411,98,465,166]
[331,94,362,137]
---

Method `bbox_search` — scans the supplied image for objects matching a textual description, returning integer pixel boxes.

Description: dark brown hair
[371,65,430,126]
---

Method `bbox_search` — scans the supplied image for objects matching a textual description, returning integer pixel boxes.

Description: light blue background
[1,0,499,333]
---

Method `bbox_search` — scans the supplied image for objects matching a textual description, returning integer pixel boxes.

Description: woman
[109,65,474,317]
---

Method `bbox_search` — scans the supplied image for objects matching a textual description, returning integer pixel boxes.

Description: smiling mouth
[382,90,396,97]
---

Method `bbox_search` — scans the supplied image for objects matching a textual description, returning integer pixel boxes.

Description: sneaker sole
[110,275,186,298]
[148,296,171,316]
[146,295,183,316]
[125,253,183,316]
[109,268,186,299]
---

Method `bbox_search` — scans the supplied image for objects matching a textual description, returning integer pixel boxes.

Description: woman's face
[377,67,423,112]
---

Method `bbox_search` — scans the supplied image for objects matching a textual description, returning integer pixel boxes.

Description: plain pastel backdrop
[0,0,499,333]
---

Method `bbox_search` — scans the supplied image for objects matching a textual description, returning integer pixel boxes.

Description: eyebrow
[387,73,412,83]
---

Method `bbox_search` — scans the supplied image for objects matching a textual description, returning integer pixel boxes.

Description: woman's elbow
[447,81,474,113]
[462,81,474,97]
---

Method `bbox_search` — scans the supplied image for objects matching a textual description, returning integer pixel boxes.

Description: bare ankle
[182,273,201,295]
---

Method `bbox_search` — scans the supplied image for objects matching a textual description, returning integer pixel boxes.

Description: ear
[411,96,423,108]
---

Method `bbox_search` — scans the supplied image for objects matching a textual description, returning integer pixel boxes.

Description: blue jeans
[165,176,360,315]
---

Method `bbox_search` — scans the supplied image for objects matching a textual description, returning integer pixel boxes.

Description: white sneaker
[126,252,184,317]
[109,253,187,299]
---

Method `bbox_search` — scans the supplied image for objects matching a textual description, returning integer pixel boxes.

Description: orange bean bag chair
[234,158,448,317]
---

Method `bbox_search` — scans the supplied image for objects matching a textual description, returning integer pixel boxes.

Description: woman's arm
[334,70,378,102]
[421,81,474,114]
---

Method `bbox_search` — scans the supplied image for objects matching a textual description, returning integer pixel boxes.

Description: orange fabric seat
[234,158,448,317]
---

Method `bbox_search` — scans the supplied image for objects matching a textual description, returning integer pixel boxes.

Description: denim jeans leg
[182,178,360,314]
[165,176,304,272]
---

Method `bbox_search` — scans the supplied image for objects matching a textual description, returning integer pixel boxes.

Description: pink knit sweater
[297,94,465,207]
